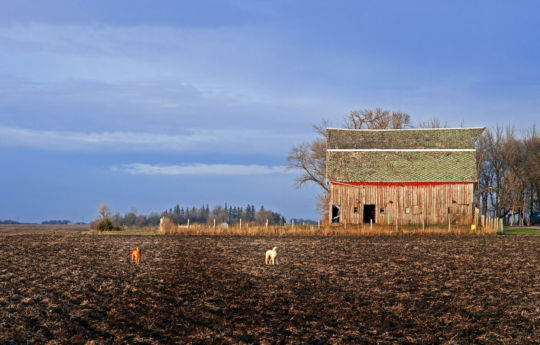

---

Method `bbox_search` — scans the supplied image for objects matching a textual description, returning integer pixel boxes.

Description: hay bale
[159,217,177,235]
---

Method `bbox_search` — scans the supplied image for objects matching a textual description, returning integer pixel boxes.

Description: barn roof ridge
[326,127,485,131]
[327,127,484,151]
[327,148,476,152]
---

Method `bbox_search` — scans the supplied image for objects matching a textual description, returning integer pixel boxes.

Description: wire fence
[158,218,502,236]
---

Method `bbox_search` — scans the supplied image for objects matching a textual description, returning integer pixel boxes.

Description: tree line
[476,126,539,225]
[0,220,20,224]
[0,219,78,225]
[160,203,285,225]
[93,203,286,229]
[288,108,539,225]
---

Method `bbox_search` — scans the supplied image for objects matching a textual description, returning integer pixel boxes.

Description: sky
[0,0,539,223]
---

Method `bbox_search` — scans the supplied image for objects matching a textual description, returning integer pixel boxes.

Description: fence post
[510,209,514,226]
[318,219,320,230]
[266,219,268,229]
[188,218,190,229]
[448,207,452,232]
[292,219,295,230]
[370,219,372,230]
[395,201,398,234]
[213,218,216,230]
[239,218,242,229]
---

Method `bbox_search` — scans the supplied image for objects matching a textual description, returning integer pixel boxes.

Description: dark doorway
[363,204,376,223]
[331,205,340,223]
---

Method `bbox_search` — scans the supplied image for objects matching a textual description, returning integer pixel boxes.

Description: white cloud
[0,125,298,154]
[113,163,293,175]
[0,125,184,148]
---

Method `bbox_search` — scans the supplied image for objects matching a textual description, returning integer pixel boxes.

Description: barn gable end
[326,127,484,226]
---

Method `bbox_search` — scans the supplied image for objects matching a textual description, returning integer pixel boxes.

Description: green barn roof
[327,127,484,150]
[326,128,484,182]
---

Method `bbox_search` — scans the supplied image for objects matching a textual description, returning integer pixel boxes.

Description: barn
[326,127,484,226]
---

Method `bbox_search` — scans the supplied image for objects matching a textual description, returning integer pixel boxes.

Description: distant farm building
[326,127,484,225]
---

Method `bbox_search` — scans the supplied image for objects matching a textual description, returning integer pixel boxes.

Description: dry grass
[159,223,500,236]
[87,227,157,235]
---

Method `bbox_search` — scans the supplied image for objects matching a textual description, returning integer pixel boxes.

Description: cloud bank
[113,163,293,175]
[0,125,297,155]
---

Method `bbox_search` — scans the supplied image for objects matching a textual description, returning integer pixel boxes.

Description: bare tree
[344,108,411,129]
[287,121,329,193]
[484,126,507,218]
[97,203,112,220]
[418,116,448,128]
[476,131,493,216]
[211,204,228,223]
[523,126,540,222]
[501,127,526,225]
[287,120,329,219]
[476,124,539,225]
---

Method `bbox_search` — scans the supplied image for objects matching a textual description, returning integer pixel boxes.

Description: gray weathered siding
[329,182,474,225]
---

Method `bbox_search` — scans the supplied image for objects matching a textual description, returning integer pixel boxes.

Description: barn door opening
[451,203,468,225]
[331,205,340,223]
[363,204,375,223]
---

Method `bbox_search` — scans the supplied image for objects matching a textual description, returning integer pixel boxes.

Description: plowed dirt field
[0,234,538,344]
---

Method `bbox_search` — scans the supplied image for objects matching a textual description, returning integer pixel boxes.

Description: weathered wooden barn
[326,127,484,225]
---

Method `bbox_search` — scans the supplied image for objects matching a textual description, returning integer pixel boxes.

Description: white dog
[265,247,278,265]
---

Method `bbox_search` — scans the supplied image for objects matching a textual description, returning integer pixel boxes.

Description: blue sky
[0,0,538,223]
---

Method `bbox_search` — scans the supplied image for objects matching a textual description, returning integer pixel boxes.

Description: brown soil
[0,224,88,235]
[0,234,538,344]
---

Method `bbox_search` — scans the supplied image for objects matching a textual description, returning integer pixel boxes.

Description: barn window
[380,208,384,213]
[353,207,358,213]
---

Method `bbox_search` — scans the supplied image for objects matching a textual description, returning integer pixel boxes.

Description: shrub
[96,218,121,232]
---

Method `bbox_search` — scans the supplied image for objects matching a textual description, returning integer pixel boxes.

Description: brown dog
[128,247,141,265]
